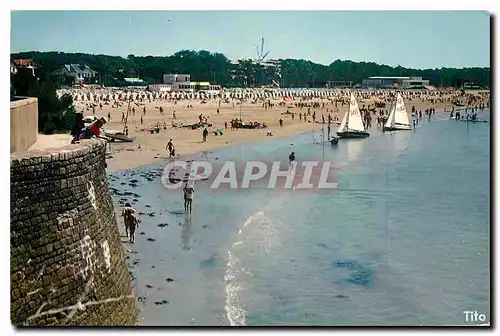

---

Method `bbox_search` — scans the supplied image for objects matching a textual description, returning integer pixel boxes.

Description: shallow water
[108,111,490,326]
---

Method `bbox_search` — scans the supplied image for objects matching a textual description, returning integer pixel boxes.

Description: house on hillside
[11,58,37,76]
[55,64,98,84]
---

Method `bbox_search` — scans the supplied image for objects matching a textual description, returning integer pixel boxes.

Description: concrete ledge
[11,97,38,153]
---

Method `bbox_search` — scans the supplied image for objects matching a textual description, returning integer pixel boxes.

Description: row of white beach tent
[56,88,434,102]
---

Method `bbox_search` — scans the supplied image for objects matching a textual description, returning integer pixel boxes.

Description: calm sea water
[108,111,490,326]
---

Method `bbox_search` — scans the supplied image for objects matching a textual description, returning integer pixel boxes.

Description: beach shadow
[181,213,193,250]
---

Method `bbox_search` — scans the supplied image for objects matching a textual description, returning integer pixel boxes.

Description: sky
[10,11,490,69]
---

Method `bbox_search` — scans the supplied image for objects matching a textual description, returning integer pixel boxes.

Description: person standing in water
[183,183,194,213]
[121,202,135,239]
[128,213,139,243]
[289,152,296,166]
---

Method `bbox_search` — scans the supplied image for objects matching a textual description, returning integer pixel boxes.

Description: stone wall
[10,139,137,326]
[11,97,38,153]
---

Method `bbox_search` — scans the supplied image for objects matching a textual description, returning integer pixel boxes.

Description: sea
[108,110,490,326]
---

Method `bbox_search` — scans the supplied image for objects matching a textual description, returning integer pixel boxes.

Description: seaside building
[123,77,148,88]
[362,76,429,89]
[327,81,354,88]
[148,84,173,92]
[55,64,98,84]
[11,59,38,76]
[162,73,217,92]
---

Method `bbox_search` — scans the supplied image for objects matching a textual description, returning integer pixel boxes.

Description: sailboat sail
[384,101,396,128]
[394,93,411,126]
[345,94,365,132]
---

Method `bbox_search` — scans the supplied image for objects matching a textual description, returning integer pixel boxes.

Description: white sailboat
[384,93,412,131]
[337,93,370,139]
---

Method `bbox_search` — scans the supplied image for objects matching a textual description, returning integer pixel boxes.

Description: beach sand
[70,92,472,172]
[26,90,488,172]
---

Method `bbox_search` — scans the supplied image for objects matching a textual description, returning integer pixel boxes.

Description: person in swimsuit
[121,202,136,238]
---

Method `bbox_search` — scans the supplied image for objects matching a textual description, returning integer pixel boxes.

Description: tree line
[11,50,490,89]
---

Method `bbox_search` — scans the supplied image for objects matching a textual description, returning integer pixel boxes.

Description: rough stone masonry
[10,139,137,326]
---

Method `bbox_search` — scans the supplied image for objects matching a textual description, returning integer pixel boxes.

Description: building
[327,81,353,88]
[362,76,429,89]
[148,84,173,92]
[163,74,190,85]
[123,78,148,88]
[162,73,216,92]
[12,59,37,76]
[55,64,98,84]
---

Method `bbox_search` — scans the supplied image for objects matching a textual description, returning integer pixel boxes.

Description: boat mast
[123,94,131,133]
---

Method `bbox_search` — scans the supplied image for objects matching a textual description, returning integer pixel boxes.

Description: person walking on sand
[166,139,174,158]
[128,213,139,243]
[121,203,136,239]
[140,115,143,125]
[202,127,209,142]
[183,183,194,213]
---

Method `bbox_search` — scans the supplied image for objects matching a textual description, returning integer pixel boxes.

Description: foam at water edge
[224,211,265,326]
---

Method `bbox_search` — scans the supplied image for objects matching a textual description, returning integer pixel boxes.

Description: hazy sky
[11,11,490,69]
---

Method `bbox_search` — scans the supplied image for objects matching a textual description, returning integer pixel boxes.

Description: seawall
[10,139,137,326]
[10,97,38,153]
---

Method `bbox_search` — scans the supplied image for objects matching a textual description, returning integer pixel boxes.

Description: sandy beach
[27,89,490,172]
[66,90,488,172]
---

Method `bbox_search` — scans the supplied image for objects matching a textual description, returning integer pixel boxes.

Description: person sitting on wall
[71,112,85,144]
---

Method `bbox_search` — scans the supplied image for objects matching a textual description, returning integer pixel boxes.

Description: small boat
[330,137,339,146]
[337,93,370,139]
[104,129,135,142]
[383,93,412,131]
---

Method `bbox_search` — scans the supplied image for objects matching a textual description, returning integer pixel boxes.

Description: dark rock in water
[120,182,126,185]
[132,261,139,266]
[148,212,156,217]
[154,300,170,305]
[137,296,147,303]
[147,238,156,242]
[152,266,156,269]
[145,204,151,208]
[335,294,348,299]
[166,278,174,282]
[347,269,373,286]
[335,260,358,270]
[133,198,139,202]
[146,284,153,288]
[130,179,139,183]
[129,183,138,188]
[124,191,134,196]
[133,193,141,198]
[139,232,145,235]
[138,212,146,215]
[158,223,168,227]
[119,201,124,205]
[202,225,208,228]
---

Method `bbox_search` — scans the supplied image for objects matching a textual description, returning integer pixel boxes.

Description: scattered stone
[335,294,348,299]
[133,198,139,202]
[139,232,145,235]
[202,225,207,228]
[147,238,156,242]
[120,182,126,185]
[154,300,169,305]
[145,284,153,289]
[158,223,168,228]
[130,179,139,183]
[147,212,156,217]
[145,204,151,208]
[138,212,146,215]
[166,277,174,282]
[151,266,156,269]
[137,296,147,303]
